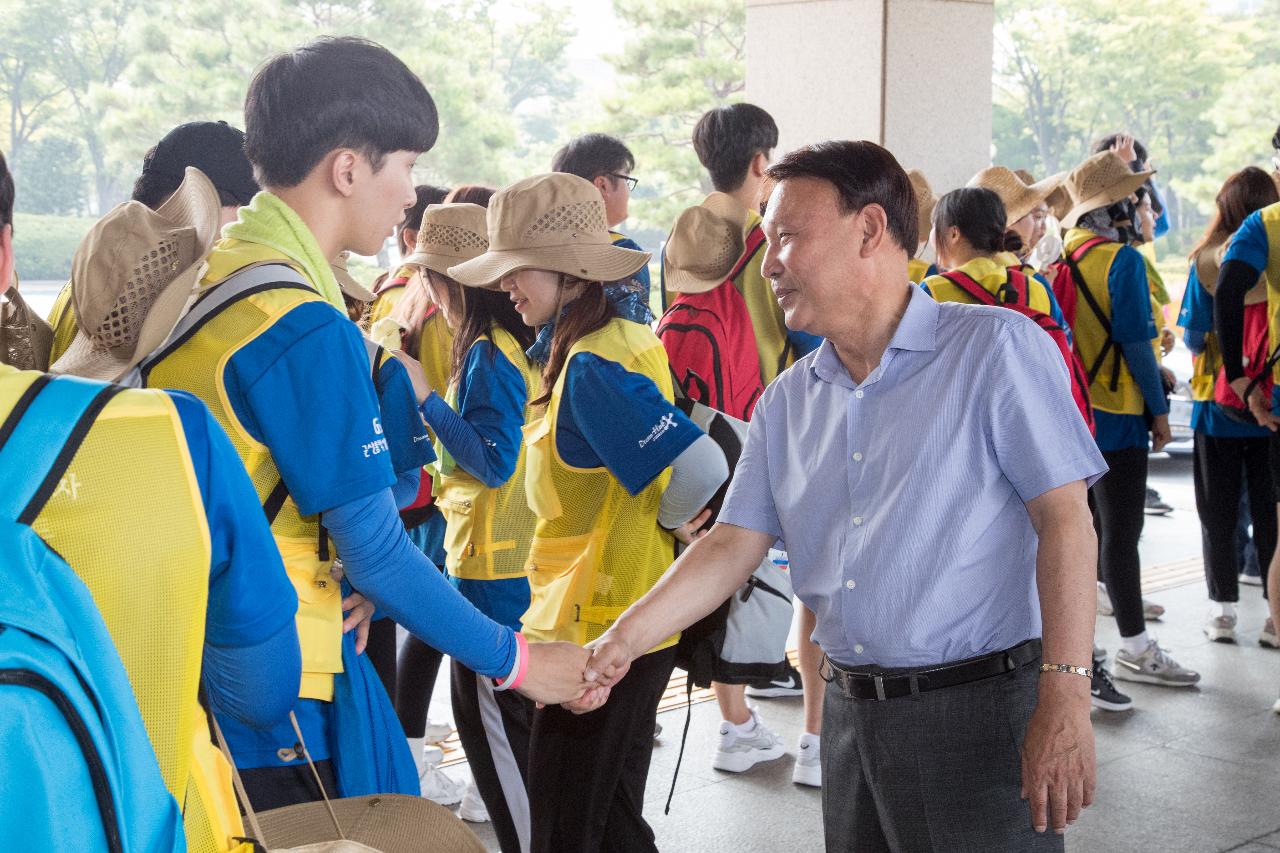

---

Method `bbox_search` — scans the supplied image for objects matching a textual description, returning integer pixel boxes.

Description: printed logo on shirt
[363,436,390,457]
[373,418,384,436]
[638,413,677,449]
[53,472,82,501]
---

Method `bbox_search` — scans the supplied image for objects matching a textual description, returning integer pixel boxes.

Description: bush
[12,213,95,281]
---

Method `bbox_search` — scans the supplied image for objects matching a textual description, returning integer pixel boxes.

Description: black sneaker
[1144,487,1173,516]
[744,664,804,698]
[1091,659,1133,712]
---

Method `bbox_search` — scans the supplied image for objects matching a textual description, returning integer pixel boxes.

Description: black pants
[527,646,676,853]
[452,660,534,853]
[821,655,1060,852]
[365,621,446,739]
[1090,446,1148,637]
[1194,432,1276,602]
[239,759,339,812]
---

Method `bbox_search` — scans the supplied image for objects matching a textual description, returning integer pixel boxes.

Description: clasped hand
[516,632,637,714]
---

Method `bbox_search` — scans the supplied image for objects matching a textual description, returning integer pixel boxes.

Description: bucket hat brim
[1061,168,1154,229]
[448,242,650,289]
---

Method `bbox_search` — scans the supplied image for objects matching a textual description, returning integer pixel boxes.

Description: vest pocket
[522,416,562,521]
[521,532,598,637]
[278,541,343,696]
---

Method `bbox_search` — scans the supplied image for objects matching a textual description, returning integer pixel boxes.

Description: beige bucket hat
[448,173,650,288]
[906,170,936,246]
[331,251,375,303]
[49,167,221,381]
[403,203,489,278]
[968,166,1066,227]
[1061,151,1155,229]
[662,193,747,295]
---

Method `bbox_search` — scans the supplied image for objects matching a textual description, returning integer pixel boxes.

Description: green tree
[0,0,68,163]
[11,136,86,214]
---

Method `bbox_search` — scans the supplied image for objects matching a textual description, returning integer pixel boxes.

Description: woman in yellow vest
[1058,150,1200,692]
[1177,167,1278,646]
[450,173,728,853]
[399,202,539,850]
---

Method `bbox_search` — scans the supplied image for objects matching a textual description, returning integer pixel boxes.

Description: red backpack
[657,229,767,421]
[940,266,1097,436]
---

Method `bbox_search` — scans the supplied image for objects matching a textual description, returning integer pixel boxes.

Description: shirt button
[854,644,865,655]
[845,579,857,589]
[853,516,864,526]
[853,452,863,462]
[855,390,864,399]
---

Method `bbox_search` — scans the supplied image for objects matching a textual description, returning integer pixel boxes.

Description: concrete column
[746,0,994,194]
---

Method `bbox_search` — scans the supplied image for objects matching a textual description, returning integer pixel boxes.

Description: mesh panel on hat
[421,222,487,252]
[95,238,183,349]
[523,200,607,240]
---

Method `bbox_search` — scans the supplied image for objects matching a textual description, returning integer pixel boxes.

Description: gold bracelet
[1039,663,1092,678]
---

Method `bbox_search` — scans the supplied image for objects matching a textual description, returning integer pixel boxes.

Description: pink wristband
[495,633,529,692]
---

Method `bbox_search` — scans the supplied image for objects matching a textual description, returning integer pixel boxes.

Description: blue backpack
[0,374,185,852]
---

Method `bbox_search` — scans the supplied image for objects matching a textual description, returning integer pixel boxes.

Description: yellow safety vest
[907,257,931,284]
[419,308,456,402]
[364,266,414,330]
[1257,204,1280,384]
[520,318,679,649]
[144,240,344,702]
[1189,240,1269,400]
[435,325,539,581]
[923,255,1055,315]
[1,366,250,853]
[45,280,79,365]
[1064,228,1157,416]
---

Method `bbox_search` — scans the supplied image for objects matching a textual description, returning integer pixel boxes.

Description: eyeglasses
[609,173,639,192]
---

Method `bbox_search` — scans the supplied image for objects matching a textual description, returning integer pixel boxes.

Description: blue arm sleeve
[202,620,301,729]
[1120,339,1168,417]
[323,489,516,678]
[1106,246,1158,344]
[391,467,422,509]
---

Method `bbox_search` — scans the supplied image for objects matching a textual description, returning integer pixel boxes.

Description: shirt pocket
[522,532,598,634]
[522,415,562,521]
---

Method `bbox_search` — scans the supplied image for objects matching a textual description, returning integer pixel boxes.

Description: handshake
[518,633,637,714]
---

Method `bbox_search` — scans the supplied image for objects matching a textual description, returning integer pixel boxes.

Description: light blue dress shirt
[719,284,1107,668]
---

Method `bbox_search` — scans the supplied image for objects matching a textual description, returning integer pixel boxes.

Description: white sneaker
[1260,618,1279,649]
[420,764,466,806]
[1204,612,1237,643]
[422,743,445,767]
[1096,583,1165,621]
[1113,640,1201,687]
[423,719,453,744]
[711,708,785,773]
[1273,694,1280,715]
[458,780,490,823]
[792,733,821,787]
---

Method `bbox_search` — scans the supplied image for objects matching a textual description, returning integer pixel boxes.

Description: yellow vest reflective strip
[923,256,1054,315]
[521,318,680,649]
[1063,229,1149,415]
[1259,204,1280,384]
[1,369,249,852]
[436,325,540,581]
[143,240,343,702]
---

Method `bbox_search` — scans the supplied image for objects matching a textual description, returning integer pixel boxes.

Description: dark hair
[449,286,536,384]
[132,148,242,209]
[0,150,13,231]
[932,187,1014,256]
[693,103,779,193]
[1189,167,1279,262]
[551,134,634,184]
[767,140,917,252]
[1092,134,1149,164]
[445,185,497,206]
[399,184,449,238]
[1272,124,1280,151]
[532,281,614,407]
[244,37,438,188]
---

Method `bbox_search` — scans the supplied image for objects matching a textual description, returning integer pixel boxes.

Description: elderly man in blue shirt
[575,140,1108,851]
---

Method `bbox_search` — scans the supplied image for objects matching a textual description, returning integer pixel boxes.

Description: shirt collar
[810,284,938,385]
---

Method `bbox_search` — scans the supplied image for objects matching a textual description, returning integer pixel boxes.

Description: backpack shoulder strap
[726,224,768,284]
[1001,267,1032,307]
[130,262,313,386]
[1069,236,1110,263]
[939,270,998,305]
[0,375,123,524]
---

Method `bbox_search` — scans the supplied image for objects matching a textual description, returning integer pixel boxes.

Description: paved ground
[414,454,1280,851]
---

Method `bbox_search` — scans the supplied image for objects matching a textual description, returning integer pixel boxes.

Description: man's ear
[857,205,890,257]
[329,150,361,199]
[401,227,418,256]
[751,151,769,179]
[592,175,612,197]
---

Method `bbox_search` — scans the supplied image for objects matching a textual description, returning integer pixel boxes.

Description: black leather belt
[824,638,1042,701]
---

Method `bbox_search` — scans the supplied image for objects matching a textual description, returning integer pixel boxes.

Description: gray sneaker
[1113,641,1201,687]
[1204,612,1237,643]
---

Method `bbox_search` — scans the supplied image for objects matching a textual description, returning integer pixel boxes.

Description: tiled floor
[442,455,1280,852]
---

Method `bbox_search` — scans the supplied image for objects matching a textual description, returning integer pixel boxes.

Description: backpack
[656,230,767,421]
[940,266,1097,435]
[0,374,185,851]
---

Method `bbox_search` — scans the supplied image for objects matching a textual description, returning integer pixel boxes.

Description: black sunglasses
[608,173,639,191]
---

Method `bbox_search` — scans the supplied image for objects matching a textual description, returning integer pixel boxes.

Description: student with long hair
[449,173,727,853]
[397,201,538,850]
[1178,167,1280,645]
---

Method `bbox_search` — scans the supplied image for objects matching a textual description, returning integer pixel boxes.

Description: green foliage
[11,137,86,215]
[11,212,94,280]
